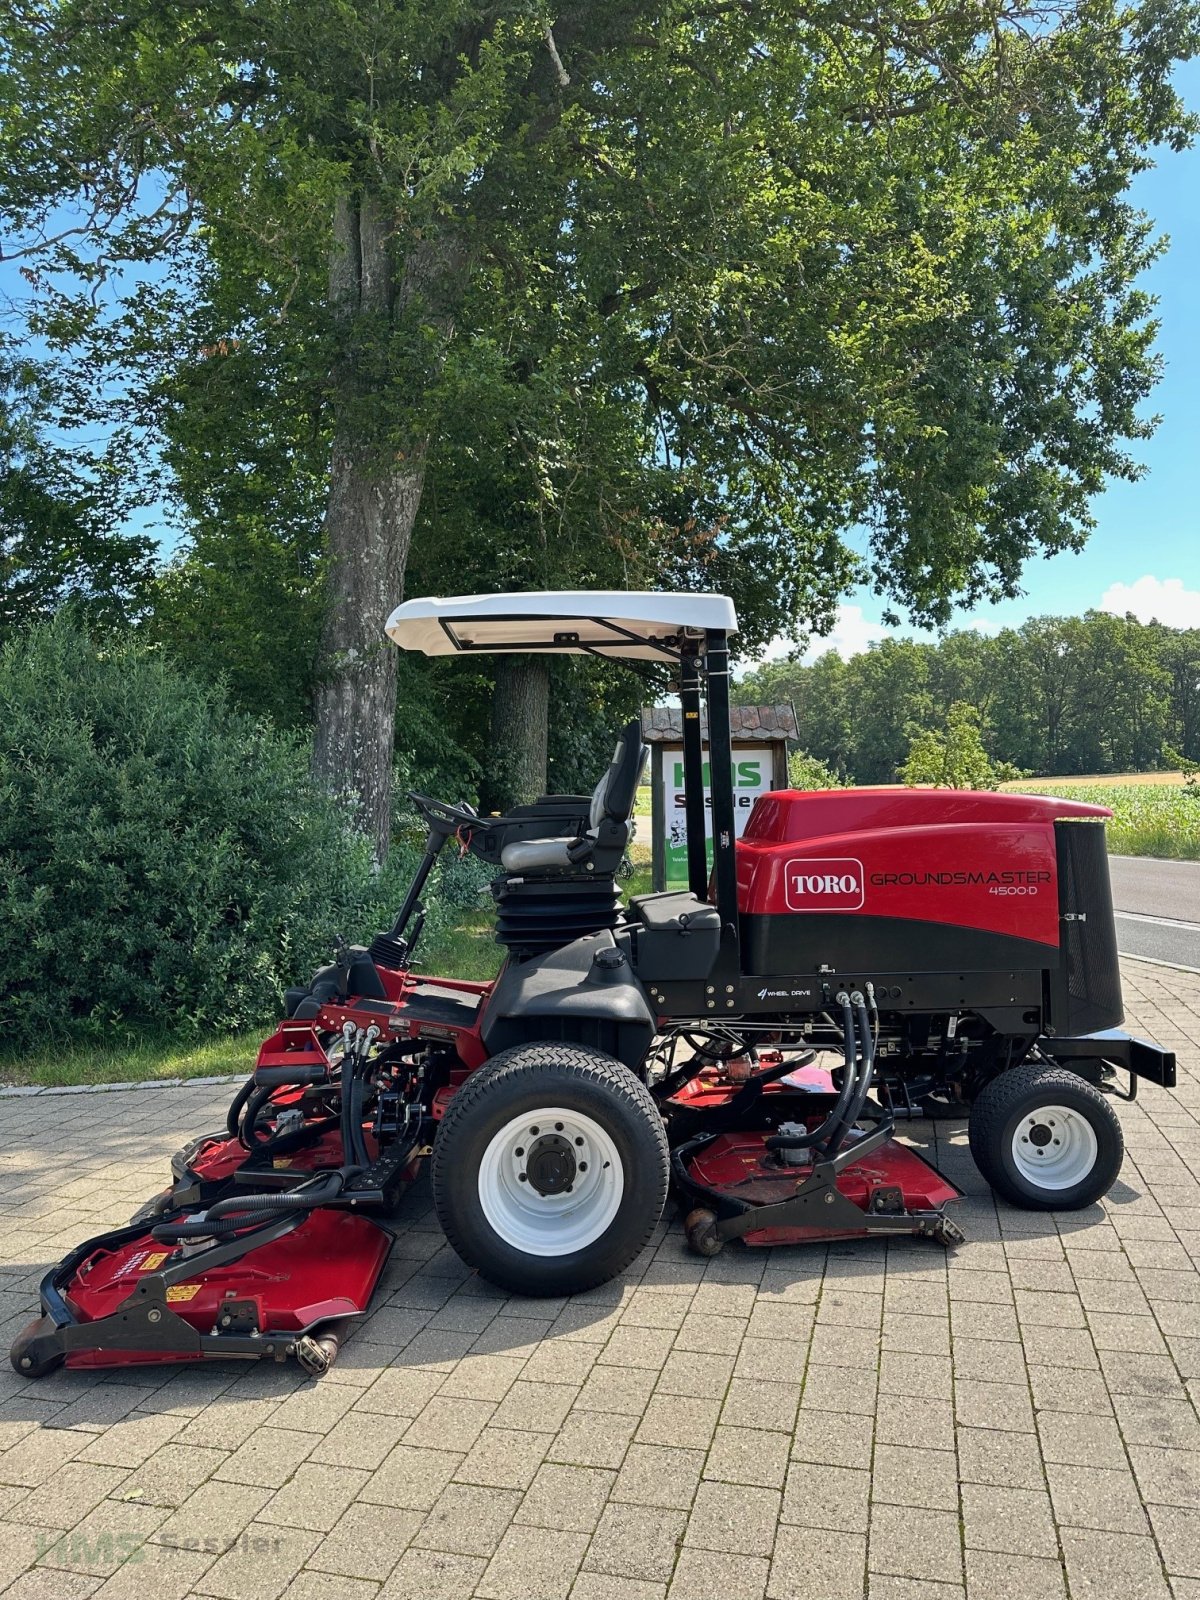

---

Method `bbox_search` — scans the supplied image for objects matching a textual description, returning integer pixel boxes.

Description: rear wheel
[431,1044,668,1295]
[968,1064,1123,1210]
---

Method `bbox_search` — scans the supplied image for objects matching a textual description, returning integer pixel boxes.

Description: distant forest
[735,612,1200,785]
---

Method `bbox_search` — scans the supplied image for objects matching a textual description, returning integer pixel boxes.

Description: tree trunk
[311,195,457,858]
[486,655,551,811]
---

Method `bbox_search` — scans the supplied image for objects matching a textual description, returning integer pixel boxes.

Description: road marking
[1117,951,1200,976]
[1114,911,1200,932]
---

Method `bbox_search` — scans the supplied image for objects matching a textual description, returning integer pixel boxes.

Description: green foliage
[0,618,426,1045]
[787,750,847,791]
[1019,781,1200,860]
[900,702,1026,790]
[739,612,1200,783]
[4,0,1198,662]
[0,346,154,643]
[1163,743,1200,788]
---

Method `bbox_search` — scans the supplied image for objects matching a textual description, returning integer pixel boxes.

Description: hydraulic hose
[819,998,877,1158]
[149,1173,345,1244]
[226,1076,256,1138]
[764,995,860,1155]
[239,1084,278,1149]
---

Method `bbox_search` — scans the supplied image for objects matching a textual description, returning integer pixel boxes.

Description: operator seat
[490,722,646,955]
[498,721,646,876]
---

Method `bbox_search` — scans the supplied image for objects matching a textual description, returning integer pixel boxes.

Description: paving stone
[612,1443,704,1509]
[634,1395,720,1451]
[790,1409,875,1469]
[584,1504,687,1583]
[477,1523,590,1597]
[304,1502,423,1580]
[358,1445,463,1511]
[703,1425,790,1489]
[598,1326,678,1370]
[400,1395,495,1452]
[276,1573,379,1600]
[1059,1527,1172,1600]
[187,1521,320,1600]
[3,1462,128,1531]
[379,1548,486,1599]
[1149,1504,1200,1578]
[683,1480,780,1556]
[780,1460,869,1532]
[412,1482,523,1557]
[655,1351,735,1401]
[515,1462,614,1532]
[873,1396,955,1453]
[871,1442,958,1509]
[577,1366,659,1415]
[957,1426,1047,1490]
[455,1425,553,1489]
[720,1377,800,1432]
[768,1524,866,1600]
[86,1541,217,1600]
[869,1501,962,1584]
[1027,1363,1114,1416]
[437,1354,527,1403]
[1035,1408,1126,1467]
[1129,1445,1200,1508]
[1046,1461,1151,1533]
[571,1577,667,1600]
[954,1378,1035,1433]
[669,1546,768,1600]
[551,1408,640,1468]
[964,1548,1066,1600]
[256,1463,370,1534]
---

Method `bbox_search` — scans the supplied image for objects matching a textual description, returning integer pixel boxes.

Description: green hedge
[0,619,436,1044]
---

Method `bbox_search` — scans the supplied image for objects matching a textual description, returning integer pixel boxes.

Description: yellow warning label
[165,1284,202,1303]
[141,1252,169,1271]
[272,1157,293,1169]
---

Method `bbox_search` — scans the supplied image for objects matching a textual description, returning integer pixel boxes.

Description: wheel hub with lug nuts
[478,1107,624,1255]
[523,1132,577,1196]
[1011,1103,1098,1190]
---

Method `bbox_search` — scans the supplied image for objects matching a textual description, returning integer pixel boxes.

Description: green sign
[659,745,773,883]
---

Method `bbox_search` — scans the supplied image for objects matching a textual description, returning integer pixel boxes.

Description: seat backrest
[588,720,647,830]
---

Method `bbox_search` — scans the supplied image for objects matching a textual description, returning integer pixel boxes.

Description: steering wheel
[406,791,483,833]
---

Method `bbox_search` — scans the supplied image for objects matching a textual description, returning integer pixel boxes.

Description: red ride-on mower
[11,591,1176,1378]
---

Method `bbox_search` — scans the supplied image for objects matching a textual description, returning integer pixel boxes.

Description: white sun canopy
[384,590,738,660]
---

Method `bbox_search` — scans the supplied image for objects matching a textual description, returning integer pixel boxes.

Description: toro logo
[784,857,865,912]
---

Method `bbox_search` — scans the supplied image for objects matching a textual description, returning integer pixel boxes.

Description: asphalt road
[1109,853,1200,971]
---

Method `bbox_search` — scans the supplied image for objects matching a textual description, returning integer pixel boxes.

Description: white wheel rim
[1011,1103,1098,1191]
[477,1107,624,1255]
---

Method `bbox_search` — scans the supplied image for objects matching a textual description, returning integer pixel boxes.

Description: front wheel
[968,1064,1124,1211]
[431,1044,669,1295]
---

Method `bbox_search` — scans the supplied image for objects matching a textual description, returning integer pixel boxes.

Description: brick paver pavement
[2,955,1199,1599]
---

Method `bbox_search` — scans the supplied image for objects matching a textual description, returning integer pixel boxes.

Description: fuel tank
[736,789,1119,1028]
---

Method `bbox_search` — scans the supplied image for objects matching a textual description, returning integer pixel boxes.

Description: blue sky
[797,56,1200,659]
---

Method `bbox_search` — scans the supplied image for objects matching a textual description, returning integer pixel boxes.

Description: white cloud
[1100,575,1200,629]
[760,603,891,664]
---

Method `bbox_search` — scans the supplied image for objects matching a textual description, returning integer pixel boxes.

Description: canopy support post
[704,629,739,961]
[680,654,709,900]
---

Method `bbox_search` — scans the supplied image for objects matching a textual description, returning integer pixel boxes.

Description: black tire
[968,1064,1124,1210]
[431,1043,669,1295]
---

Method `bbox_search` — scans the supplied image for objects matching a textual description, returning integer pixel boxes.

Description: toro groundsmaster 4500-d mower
[12,591,1176,1379]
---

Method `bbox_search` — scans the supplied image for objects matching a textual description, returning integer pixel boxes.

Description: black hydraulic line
[206,1173,344,1220]
[239,1084,277,1149]
[226,1076,256,1138]
[819,1000,876,1160]
[150,1173,345,1243]
[764,996,859,1155]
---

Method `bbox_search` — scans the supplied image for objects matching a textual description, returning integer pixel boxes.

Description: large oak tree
[2,0,1196,851]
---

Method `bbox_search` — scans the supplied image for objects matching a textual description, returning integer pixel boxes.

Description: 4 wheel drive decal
[784,857,865,911]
